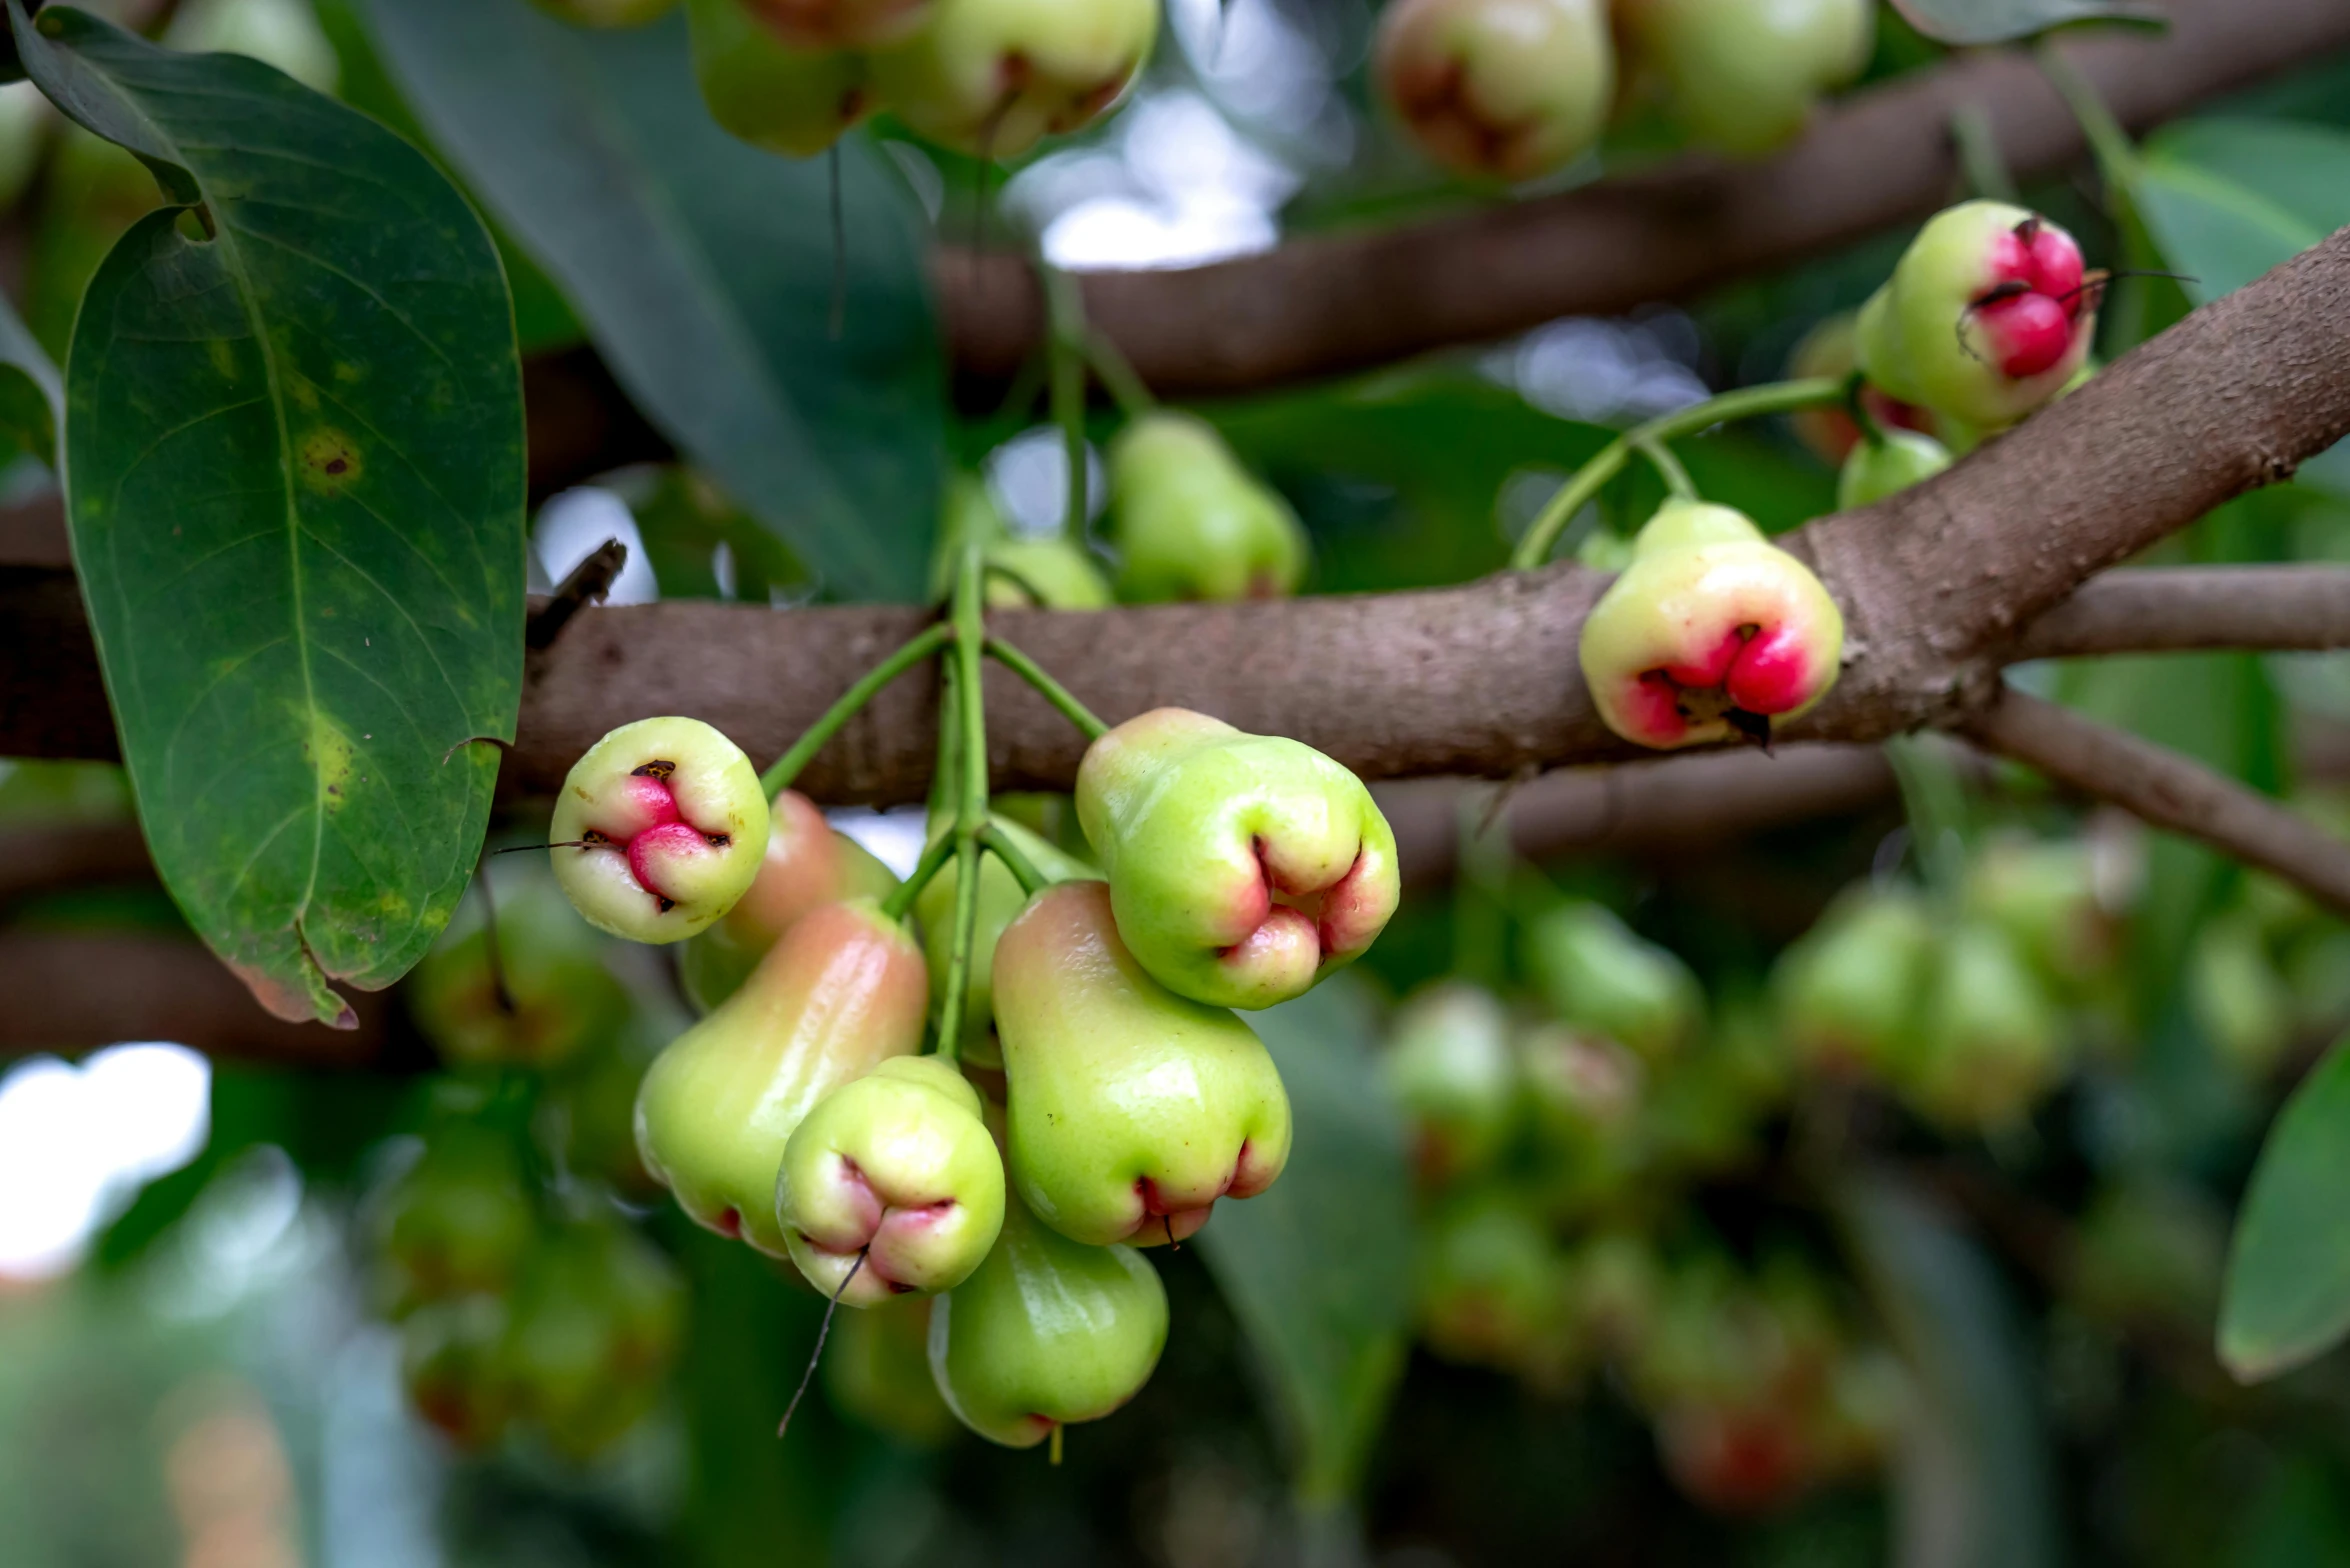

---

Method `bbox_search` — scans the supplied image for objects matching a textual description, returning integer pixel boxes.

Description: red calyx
[583,764,731,910]
[1973,219,2092,379]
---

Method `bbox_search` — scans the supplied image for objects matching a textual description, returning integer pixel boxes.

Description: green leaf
[1195,976,1415,1510]
[21,2,525,1025]
[1889,0,2161,45]
[2219,1038,2350,1380]
[0,280,60,465]
[361,0,943,603]
[2136,120,2350,305]
[1841,1176,2060,1568]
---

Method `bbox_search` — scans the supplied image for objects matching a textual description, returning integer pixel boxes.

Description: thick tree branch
[2014,567,2350,659]
[1958,687,2350,919]
[938,0,2350,395]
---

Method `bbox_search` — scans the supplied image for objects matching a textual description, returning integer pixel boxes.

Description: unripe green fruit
[1908,919,2065,1128]
[1374,0,1613,182]
[376,1124,537,1313]
[1106,413,1308,604]
[1076,708,1400,1010]
[917,814,1096,1065]
[1775,885,1935,1078]
[1417,1189,1577,1379]
[824,1295,956,1443]
[401,1295,518,1451]
[1784,312,1937,466]
[1381,982,1519,1184]
[502,1218,686,1462]
[1619,0,1872,157]
[1857,201,2097,430]
[636,898,929,1255]
[1962,837,2118,992]
[928,1190,1168,1448]
[541,1017,668,1201]
[1836,428,1953,509]
[2189,908,2296,1076]
[987,536,1115,609]
[1516,1023,1642,1159]
[870,0,1157,160]
[551,717,771,944]
[409,874,630,1070]
[1578,501,1845,750]
[778,1056,1006,1304]
[744,0,933,50]
[1524,901,1702,1058]
[993,880,1294,1247]
[690,0,872,157]
[679,788,900,1014]
[530,0,682,25]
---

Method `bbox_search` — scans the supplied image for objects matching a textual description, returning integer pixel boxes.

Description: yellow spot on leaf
[298,428,362,494]
[305,710,356,810]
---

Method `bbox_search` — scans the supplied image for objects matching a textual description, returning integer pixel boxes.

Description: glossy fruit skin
[987,536,1115,609]
[530,0,680,25]
[1381,982,1520,1183]
[409,873,629,1070]
[1076,708,1400,1010]
[501,1218,686,1462]
[551,717,771,945]
[917,814,1095,1065]
[679,789,900,1014]
[1524,901,1702,1058]
[825,1295,957,1443]
[1105,413,1308,604]
[376,1125,537,1314]
[870,0,1157,160]
[1577,501,1844,750]
[636,898,929,1256]
[992,880,1293,1247]
[1857,201,2097,430]
[401,1295,517,1451]
[688,0,873,157]
[1618,0,1872,157]
[777,1056,1007,1305]
[1908,919,2065,1129]
[927,1189,1168,1448]
[1775,885,1935,1079]
[1374,0,1614,182]
[1836,428,1953,509]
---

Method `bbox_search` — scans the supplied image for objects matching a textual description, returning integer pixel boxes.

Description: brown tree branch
[938,0,2350,395]
[1958,686,2350,919]
[2012,566,2350,659]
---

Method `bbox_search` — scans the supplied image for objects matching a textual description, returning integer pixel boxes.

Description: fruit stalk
[761,621,953,798]
[1512,378,1848,569]
[937,543,992,1058]
[984,636,1111,741]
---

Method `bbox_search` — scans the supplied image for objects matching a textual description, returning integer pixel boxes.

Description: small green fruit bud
[1836,428,1952,509]
[688,0,874,158]
[1105,413,1308,604]
[401,1295,518,1451]
[1374,0,1614,181]
[1619,0,1872,157]
[1380,982,1519,1183]
[1523,900,1702,1058]
[870,0,1157,160]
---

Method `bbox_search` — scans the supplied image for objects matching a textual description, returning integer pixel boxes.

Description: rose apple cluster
[541,695,1397,1452]
[1375,896,1907,1510]
[536,0,1156,161]
[1374,0,1872,182]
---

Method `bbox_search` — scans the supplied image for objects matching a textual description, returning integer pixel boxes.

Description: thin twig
[1955,685,2350,919]
[525,539,628,651]
[777,1249,867,1439]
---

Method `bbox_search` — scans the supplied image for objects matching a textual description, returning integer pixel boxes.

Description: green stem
[979,820,1049,896]
[2036,44,2141,192]
[1949,102,2018,204]
[1884,734,1972,903]
[935,543,992,1060]
[761,622,953,797]
[1633,434,1697,501]
[1845,369,1889,447]
[1042,263,1091,544]
[985,636,1111,742]
[1084,328,1155,419]
[881,831,956,923]
[1512,378,1846,569]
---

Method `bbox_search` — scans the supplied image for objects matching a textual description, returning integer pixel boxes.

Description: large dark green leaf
[20,2,524,1025]
[2219,1038,2350,1380]
[1890,0,2159,45]
[1841,1176,2060,1568]
[1196,977,1415,1511]
[361,0,942,603]
[2136,120,2350,307]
